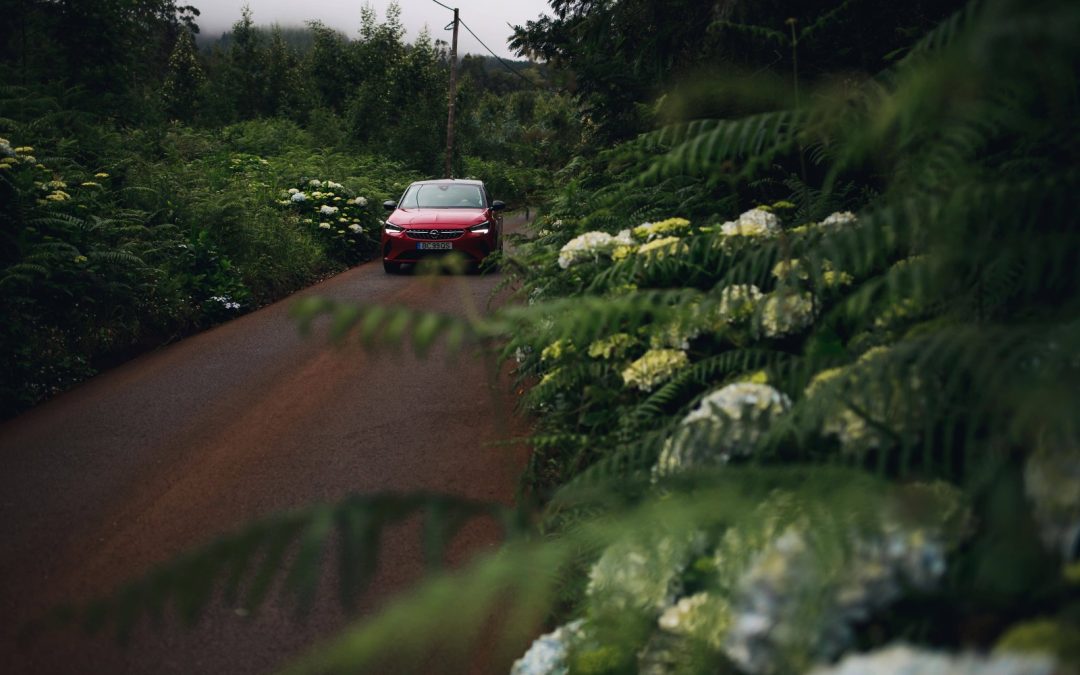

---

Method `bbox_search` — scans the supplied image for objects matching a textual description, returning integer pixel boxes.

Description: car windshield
[400,183,485,209]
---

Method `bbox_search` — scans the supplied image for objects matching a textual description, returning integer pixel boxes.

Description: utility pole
[444,7,459,178]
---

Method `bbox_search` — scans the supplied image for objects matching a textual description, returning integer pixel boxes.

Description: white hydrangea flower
[771,258,809,281]
[657,592,732,650]
[760,292,816,338]
[308,179,322,187]
[557,231,617,269]
[348,223,362,233]
[318,222,331,229]
[353,196,368,206]
[588,532,706,615]
[319,205,339,215]
[325,180,344,190]
[614,228,635,245]
[287,187,299,195]
[803,347,927,456]
[655,382,791,477]
[720,208,781,237]
[806,644,1055,675]
[588,333,635,360]
[722,515,954,674]
[717,284,764,326]
[633,217,691,241]
[636,236,685,261]
[510,620,585,675]
[290,192,307,203]
[622,349,689,392]
[821,211,857,228]
[1024,447,1080,561]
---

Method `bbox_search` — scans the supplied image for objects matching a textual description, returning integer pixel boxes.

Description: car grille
[407,229,465,240]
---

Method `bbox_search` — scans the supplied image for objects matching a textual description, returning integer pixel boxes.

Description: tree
[229,4,265,119]
[265,26,306,120]
[305,21,353,114]
[162,28,204,122]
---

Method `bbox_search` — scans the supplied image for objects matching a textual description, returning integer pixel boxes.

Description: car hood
[390,208,488,229]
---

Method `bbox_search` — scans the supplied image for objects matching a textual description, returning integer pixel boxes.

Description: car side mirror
[491,200,506,211]
[383,200,397,211]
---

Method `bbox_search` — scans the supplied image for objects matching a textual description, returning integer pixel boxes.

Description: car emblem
[428,230,439,237]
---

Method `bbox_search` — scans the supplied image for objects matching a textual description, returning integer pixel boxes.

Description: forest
[3,0,1080,673]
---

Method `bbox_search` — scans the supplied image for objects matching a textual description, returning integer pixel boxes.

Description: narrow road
[0,218,530,674]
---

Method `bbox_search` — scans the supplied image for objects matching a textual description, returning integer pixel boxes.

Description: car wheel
[383,260,402,274]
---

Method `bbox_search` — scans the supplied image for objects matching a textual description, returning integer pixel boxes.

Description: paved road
[0,219,530,674]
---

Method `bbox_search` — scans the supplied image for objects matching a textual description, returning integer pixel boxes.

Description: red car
[381,179,505,273]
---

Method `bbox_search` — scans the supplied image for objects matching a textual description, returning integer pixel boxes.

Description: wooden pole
[444,8,459,178]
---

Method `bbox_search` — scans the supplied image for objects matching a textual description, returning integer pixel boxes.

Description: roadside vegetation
[0,1,574,417]
[16,0,1080,674]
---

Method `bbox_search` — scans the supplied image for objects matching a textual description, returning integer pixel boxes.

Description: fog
[187,0,551,58]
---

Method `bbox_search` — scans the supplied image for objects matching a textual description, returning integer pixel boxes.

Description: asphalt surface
[0,217,531,674]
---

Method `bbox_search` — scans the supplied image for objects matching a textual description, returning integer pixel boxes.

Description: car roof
[408,179,485,187]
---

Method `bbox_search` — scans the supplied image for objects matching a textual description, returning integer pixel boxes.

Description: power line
[458,17,538,88]
[425,0,535,89]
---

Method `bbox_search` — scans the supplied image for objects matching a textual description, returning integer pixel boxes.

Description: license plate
[417,242,452,250]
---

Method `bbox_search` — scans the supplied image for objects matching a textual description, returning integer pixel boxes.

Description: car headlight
[384,221,404,233]
[469,221,491,234]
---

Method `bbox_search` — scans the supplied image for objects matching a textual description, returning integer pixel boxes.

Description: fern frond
[39,493,515,642]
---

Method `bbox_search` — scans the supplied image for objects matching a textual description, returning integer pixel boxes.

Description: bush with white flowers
[557,231,621,269]
[720,208,781,237]
[807,644,1055,675]
[279,177,374,264]
[622,349,689,391]
[655,381,791,478]
[510,620,586,675]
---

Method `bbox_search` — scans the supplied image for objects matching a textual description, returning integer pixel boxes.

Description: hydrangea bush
[505,178,1078,674]
[280,178,375,265]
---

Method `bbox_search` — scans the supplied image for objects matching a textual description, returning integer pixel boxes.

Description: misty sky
[187,0,551,59]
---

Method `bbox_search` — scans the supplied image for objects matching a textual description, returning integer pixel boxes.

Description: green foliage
[16,0,1080,672]
[33,493,519,644]
[218,0,1080,670]
[163,29,204,122]
[0,110,418,417]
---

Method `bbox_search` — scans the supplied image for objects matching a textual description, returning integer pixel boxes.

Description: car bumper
[381,230,494,263]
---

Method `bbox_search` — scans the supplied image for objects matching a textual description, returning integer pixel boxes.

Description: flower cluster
[648,304,705,351]
[803,347,924,455]
[720,208,781,237]
[209,295,241,310]
[541,339,575,362]
[722,515,953,673]
[771,258,809,282]
[717,483,969,673]
[227,154,270,174]
[1024,446,1080,561]
[654,382,791,477]
[633,217,691,241]
[806,645,1055,675]
[587,333,636,360]
[510,620,585,675]
[821,211,857,228]
[636,236,685,263]
[281,178,370,249]
[558,231,617,269]
[587,532,705,614]
[557,230,634,269]
[622,349,689,391]
[656,592,731,650]
[760,291,816,338]
[716,284,764,326]
[821,260,854,289]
